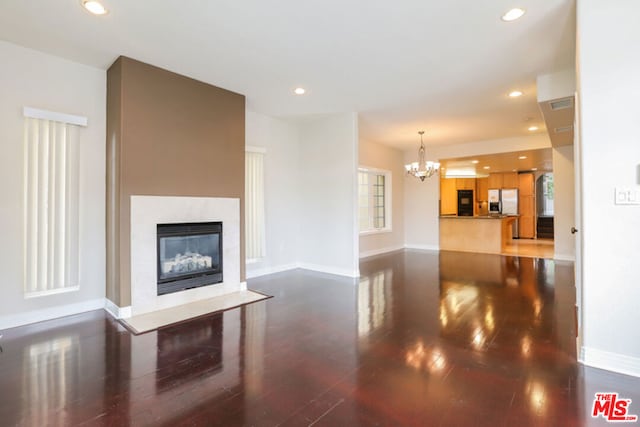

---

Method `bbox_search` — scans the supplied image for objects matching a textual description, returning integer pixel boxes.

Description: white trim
[0,298,104,330]
[359,228,393,236]
[24,286,80,299]
[247,261,364,279]
[246,263,299,279]
[554,253,576,262]
[245,145,267,153]
[359,245,405,259]
[358,165,390,174]
[240,281,247,291]
[404,244,440,252]
[23,107,88,127]
[358,166,392,234]
[297,262,360,278]
[104,299,132,319]
[581,346,640,378]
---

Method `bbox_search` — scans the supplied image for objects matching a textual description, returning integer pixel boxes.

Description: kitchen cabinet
[487,172,517,189]
[488,173,503,189]
[440,216,518,254]
[502,172,518,188]
[476,178,488,201]
[440,178,457,215]
[456,178,476,190]
[518,172,535,238]
[519,172,534,196]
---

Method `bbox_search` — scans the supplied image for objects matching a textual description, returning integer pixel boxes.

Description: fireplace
[156,222,223,296]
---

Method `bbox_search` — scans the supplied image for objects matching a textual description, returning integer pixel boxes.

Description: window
[358,167,391,234]
[245,147,266,261]
[23,108,87,297]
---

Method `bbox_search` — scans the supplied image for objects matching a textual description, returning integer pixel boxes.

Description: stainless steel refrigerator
[501,188,519,238]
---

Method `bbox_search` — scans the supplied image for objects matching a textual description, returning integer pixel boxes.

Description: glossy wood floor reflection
[502,238,555,259]
[2,250,640,426]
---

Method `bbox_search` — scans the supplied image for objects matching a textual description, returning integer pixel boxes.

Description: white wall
[245,111,359,278]
[245,111,301,278]
[359,139,405,257]
[0,42,106,329]
[552,146,575,260]
[403,151,441,250]
[577,0,640,377]
[297,113,359,277]
[404,135,552,251]
[537,69,576,102]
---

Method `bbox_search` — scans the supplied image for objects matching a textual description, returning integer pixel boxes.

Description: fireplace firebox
[156,222,223,296]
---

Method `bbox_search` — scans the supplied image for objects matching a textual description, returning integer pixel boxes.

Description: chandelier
[404,131,440,181]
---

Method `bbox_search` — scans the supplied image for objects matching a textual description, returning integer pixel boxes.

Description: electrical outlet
[615,188,640,205]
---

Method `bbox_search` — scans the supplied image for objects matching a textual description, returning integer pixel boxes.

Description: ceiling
[441,148,553,177]
[0,0,575,150]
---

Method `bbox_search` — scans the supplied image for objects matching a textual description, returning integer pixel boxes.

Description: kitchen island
[439,215,518,255]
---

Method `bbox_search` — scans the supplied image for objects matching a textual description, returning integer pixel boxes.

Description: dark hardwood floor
[1,250,639,426]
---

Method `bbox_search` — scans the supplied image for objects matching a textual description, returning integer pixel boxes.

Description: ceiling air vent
[554,125,573,134]
[549,97,573,110]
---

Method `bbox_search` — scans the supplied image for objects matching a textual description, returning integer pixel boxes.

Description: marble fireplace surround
[129,195,244,317]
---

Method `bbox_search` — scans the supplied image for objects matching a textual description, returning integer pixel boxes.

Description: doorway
[536,173,555,239]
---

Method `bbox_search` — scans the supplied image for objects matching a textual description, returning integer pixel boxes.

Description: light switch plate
[615,188,640,205]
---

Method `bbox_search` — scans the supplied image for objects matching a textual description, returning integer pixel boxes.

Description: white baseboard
[359,245,404,259]
[246,263,298,279]
[297,262,360,278]
[404,244,440,252]
[554,253,576,262]
[247,262,360,279]
[104,299,132,319]
[0,298,106,330]
[581,346,640,378]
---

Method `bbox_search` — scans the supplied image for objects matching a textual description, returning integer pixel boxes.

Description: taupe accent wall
[106,57,246,307]
[106,58,123,305]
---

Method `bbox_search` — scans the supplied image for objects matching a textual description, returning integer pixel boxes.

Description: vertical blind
[245,150,266,260]
[24,117,80,296]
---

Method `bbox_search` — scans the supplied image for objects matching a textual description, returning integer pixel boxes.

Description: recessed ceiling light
[82,0,108,15]
[502,8,526,22]
[528,126,539,131]
[483,166,491,170]
[508,90,523,98]
[532,167,538,171]
[519,156,527,160]
[294,87,306,95]
[471,160,479,164]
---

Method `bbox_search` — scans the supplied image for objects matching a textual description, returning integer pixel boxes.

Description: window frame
[358,166,392,235]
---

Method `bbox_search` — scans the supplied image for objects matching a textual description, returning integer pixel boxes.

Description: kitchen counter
[439,215,517,254]
[440,215,517,219]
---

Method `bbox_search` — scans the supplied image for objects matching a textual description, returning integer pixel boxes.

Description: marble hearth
[127,195,244,317]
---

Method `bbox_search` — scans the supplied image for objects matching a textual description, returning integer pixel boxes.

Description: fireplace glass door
[157,222,223,295]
